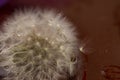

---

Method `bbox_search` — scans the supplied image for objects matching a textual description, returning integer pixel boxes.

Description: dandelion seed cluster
[0,9,84,80]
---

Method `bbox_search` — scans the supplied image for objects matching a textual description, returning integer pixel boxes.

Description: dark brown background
[0,0,120,80]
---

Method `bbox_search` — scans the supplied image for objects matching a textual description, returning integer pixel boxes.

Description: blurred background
[0,0,120,80]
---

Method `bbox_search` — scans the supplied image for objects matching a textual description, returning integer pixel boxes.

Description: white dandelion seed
[0,8,84,80]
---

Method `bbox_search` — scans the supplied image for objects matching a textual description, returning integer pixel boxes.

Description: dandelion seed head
[0,8,84,80]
